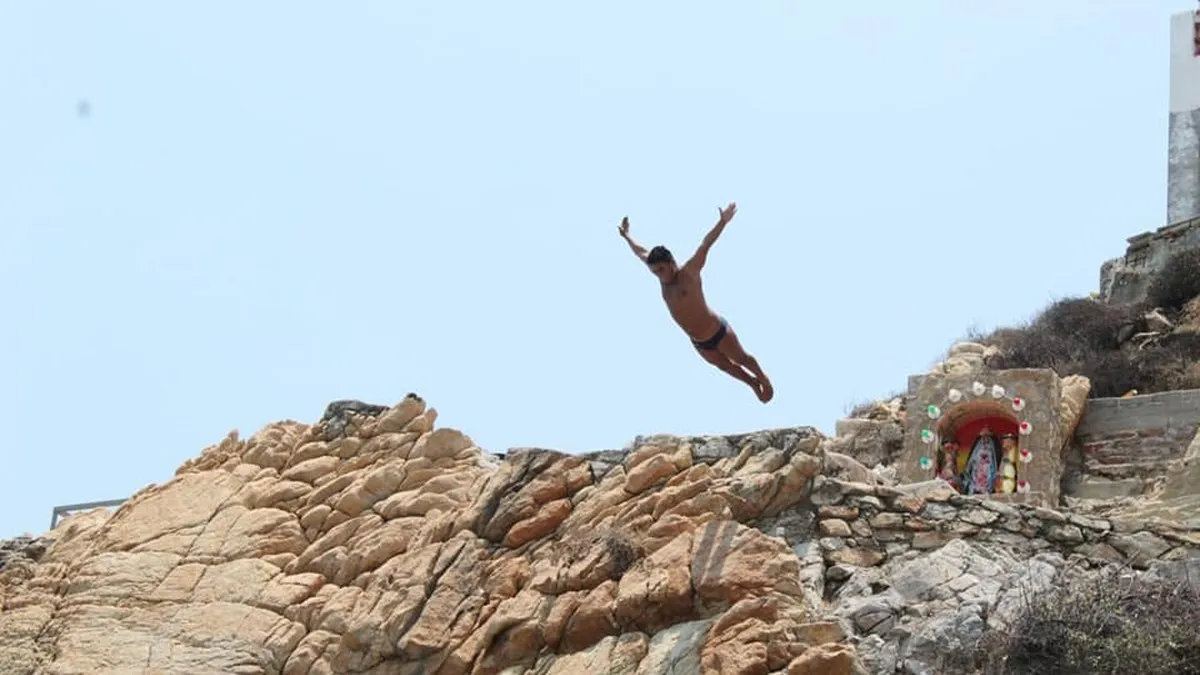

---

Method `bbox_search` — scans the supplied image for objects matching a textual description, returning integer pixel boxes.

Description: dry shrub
[845,399,879,419]
[603,530,640,580]
[1075,350,1157,398]
[987,327,1087,374]
[931,630,1010,675]
[1147,247,1200,313]
[845,391,904,421]
[986,298,1141,376]
[988,568,1200,675]
[1148,333,1200,391]
[980,297,1200,397]
[1033,298,1144,351]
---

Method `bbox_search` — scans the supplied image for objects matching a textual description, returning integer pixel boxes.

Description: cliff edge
[0,395,861,675]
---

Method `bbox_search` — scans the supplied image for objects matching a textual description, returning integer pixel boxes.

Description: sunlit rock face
[0,396,865,675]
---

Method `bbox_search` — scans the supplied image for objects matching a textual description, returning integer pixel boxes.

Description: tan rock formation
[0,395,864,675]
[1057,374,1091,447]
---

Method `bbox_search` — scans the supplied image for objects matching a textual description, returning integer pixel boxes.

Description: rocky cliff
[0,395,860,675]
[3,393,1199,675]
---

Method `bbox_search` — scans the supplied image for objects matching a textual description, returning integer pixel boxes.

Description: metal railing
[49,499,127,531]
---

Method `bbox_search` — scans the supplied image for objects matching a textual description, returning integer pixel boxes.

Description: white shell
[947,389,963,403]
[991,384,1006,399]
[972,382,986,396]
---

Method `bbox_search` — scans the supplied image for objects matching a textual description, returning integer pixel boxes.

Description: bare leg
[717,329,773,402]
[697,347,762,397]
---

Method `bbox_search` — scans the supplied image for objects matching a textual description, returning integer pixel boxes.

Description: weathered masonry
[899,368,1078,509]
[1100,10,1200,305]
[1100,216,1200,305]
[1064,388,1200,500]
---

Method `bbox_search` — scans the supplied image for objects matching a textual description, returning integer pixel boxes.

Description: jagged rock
[832,539,1069,674]
[856,635,899,675]
[1162,427,1200,501]
[1058,374,1091,443]
[318,398,394,440]
[948,342,987,357]
[0,397,861,675]
[831,419,904,470]
[0,536,53,572]
[1144,549,1200,591]
[823,451,881,486]
[8,390,1200,675]
[926,342,991,378]
[939,354,985,378]
[870,464,897,484]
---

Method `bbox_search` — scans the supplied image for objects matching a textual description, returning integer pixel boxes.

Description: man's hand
[619,216,649,263]
[717,202,737,225]
[684,201,736,273]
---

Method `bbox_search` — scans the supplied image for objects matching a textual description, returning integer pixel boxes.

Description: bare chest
[662,277,702,306]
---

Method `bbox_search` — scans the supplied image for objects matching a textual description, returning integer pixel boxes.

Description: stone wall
[807,476,1200,590]
[1099,216,1200,305]
[1064,389,1200,500]
[803,475,1200,672]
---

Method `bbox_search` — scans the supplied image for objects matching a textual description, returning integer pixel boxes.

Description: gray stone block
[1068,476,1145,500]
[1076,389,1200,437]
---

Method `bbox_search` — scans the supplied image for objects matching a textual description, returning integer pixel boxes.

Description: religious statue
[962,425,999,495]
[996,433,1019,494]
[937,439,962,491]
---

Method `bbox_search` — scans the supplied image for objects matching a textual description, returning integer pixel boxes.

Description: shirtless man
[619,202,774,403]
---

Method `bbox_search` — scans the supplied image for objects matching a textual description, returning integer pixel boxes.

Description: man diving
[619,202,774,403]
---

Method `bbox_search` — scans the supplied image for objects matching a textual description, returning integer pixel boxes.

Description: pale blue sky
[1,1,1190,537]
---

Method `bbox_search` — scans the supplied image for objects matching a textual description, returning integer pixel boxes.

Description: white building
[1167,9,1200,225]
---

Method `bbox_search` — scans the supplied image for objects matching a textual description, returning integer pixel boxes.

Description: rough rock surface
[0,536,53,573]
[1074,426,1200,528]
[0,396,866,675]
[5,395,1200,675]
[804,471,1200,674]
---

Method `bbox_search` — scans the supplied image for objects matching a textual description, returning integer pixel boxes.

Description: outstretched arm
[618,217,649,263]
[684,202,736,272]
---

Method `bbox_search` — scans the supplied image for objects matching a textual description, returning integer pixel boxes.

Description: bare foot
[758,379,774,403]
[745,377,763,398]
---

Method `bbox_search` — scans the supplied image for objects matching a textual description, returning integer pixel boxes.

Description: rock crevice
[0,398,864,675]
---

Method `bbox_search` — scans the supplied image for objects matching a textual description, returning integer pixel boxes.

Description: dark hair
[646,245,673,265]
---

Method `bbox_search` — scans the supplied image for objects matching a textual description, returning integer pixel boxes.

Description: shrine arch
[933,400,1022,494]
[902,368,1064,505]
[935,400,1020,450]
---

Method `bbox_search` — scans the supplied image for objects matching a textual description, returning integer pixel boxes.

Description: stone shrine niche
[900,368,1069,507]
[930,399,1025,496]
